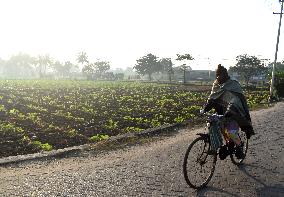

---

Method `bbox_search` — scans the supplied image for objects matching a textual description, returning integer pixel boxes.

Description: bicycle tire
[183,135,217,189]
[230,131,249,165]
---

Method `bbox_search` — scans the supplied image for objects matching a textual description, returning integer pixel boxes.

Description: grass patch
[32,141,53,151]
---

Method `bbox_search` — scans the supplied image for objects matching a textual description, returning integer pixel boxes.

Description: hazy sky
[0,0,283,70]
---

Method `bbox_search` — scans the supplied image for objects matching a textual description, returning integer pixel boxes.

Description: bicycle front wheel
[183,135,217,189]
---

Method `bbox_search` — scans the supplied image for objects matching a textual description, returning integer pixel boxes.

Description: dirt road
[0,102,283,196]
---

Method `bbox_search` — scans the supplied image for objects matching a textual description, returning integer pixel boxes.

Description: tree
[176,53,194,84]
[0,58,5,74]
[3,53,36,78]
[77,51,89,70]
[159,58,174,82]
[230,54,267,86]
[94,60,110,79]
[52,61,73,78]
[133,53,161,81]
[268,61,284,73]
[103,72,115,80]
[176,54,194,61]
[52,61,63,77]
[82,63,96,80]
[115,73,124,80]
[35,54,52,78]
[63,61,73,77]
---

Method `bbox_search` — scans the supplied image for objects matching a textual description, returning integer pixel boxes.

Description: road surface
[0,102,283,196]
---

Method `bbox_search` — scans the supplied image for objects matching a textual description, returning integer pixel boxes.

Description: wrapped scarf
[205,79,253,132]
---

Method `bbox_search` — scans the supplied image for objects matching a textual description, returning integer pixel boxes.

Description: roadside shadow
[238,163,271,187]
[239,163,281,176]
[238,163,284,197]
[193,163,283,197]
[255,184,284,197]
[196,186,240,197]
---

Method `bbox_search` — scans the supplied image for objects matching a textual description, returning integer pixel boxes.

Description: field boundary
[0,122,183,165]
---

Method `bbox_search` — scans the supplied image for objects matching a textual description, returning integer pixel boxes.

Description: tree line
[0,53,78,79]
[134,53,284,86]
[1,52,284,85]
[80,51,284,97]
[0,52,124,80]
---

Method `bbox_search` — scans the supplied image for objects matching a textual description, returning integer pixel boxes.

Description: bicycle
[183,113,248,189]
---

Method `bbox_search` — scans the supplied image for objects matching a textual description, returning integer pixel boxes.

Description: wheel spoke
[183,136,217,189]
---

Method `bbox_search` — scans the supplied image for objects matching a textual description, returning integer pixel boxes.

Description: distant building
[189,70,215,81]
[228,71,268,85]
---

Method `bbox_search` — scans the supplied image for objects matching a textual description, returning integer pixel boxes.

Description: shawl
[208,79,252,130]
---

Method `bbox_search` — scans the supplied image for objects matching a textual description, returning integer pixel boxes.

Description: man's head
[215,64,230,84]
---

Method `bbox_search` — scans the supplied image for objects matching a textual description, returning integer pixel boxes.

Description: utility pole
[207,57,211,80]
[270,0,284,100]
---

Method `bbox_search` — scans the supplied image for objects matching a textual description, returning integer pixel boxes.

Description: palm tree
[77,52,89,71]
[36,54,52,78]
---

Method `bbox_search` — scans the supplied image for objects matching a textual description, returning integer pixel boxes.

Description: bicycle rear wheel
[183,135,217,189]
[230,130,248,165]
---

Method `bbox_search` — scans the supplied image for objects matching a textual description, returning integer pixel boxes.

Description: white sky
[0,0,283,70]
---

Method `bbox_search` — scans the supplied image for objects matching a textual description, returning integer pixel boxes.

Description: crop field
[0,80,269,157]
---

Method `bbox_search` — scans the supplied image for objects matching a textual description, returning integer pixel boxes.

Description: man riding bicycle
[201,64,255,159]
